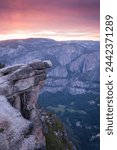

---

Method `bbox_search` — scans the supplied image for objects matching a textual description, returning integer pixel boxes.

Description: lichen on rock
[41,111,75,150]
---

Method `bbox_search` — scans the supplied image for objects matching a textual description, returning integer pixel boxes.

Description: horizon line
[0,37,100,42]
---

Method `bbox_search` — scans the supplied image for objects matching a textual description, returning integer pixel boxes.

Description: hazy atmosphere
[0,1,100,150]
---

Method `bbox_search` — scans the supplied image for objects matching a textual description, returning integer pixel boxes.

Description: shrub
[0,62,5,69]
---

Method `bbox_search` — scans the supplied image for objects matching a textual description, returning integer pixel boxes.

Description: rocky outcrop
[0,60,52,150]
[0,38,100,95]
[41,111,75,150]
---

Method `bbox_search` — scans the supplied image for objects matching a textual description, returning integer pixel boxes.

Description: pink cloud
[0,0,100,40]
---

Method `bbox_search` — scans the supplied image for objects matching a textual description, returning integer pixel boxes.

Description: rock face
[0,38,100,95]
[0,60,51,150]
[41,111,75,150]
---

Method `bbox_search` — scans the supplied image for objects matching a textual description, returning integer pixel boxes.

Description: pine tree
[0,62,5,69]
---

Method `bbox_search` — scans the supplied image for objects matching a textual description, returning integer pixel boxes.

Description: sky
[0,0,100,41]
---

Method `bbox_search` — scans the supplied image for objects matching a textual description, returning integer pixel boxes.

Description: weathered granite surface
[0,60,52,150]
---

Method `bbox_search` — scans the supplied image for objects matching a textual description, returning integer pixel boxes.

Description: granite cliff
[0,38,100,95]
[0,60,52,150]
[0,38,100,150]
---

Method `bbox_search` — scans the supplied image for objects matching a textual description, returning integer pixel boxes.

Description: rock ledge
[0,60,51,150]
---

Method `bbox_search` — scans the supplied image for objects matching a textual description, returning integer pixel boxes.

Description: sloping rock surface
[0,60,51,150]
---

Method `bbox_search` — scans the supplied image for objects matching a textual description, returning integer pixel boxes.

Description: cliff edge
[0,60,52,150]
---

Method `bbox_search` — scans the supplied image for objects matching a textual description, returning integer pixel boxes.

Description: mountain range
[0,38,100,150]
[0,38,100,95]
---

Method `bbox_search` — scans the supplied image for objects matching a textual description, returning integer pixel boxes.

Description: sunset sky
[0,0,100,41]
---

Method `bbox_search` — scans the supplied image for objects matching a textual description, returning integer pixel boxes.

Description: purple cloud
[0,0,100,40]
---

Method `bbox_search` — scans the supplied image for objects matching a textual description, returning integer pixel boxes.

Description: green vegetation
[39,92,100,150]
[0,62,5,69]
[43,112,73,150]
